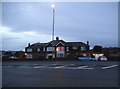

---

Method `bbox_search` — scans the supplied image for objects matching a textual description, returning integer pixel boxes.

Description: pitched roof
[47,40,65,46]
[66,42,87,46]
[26,43,47,48]
[25,40,87,48]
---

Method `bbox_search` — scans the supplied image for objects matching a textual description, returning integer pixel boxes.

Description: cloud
[1,2,118,50]
[0,26,12,32]
[1,26,52,50]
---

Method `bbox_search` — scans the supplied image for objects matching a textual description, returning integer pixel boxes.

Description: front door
[47,54,55,59]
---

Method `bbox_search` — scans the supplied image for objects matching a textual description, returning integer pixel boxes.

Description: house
[0,51,6,59]
[1,51,17,60]
[25,37,90,59]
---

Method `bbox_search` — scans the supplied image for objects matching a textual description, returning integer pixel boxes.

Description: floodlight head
[51,4,55,8]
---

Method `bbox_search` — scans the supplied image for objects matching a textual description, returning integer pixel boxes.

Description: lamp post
[51,4,55,60]
[51,4,55,41]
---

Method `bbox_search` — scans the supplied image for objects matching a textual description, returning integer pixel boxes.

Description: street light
[51,4,55,60]
[51,4,55,41]
[51,4,55,8]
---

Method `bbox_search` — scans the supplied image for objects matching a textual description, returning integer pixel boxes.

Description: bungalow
[25,37,90,59]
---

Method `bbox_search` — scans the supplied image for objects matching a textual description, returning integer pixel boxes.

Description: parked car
[9,56,19,59]
[98,56,107,61]
[78,57,95,61]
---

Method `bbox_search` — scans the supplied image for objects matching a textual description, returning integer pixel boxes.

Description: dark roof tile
[47,40,65,46]
[26,43,47,48]
[25,41,87,48]
[66,42,87,46]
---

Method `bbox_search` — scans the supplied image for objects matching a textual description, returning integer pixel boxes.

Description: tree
[93,45,103,53]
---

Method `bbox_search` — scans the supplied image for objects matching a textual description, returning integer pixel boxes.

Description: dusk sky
[1,2,118,51]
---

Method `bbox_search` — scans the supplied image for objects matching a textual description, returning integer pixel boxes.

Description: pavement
[2,60,119,87]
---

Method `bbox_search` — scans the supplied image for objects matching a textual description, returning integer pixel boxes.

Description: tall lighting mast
[51,4,55,41]
[51,4,55,60]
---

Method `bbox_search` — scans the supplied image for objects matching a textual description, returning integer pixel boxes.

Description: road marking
[79,67,94,69]
[18,66,27,68]
[4,64,117,70]
[18,65,45,68]
[32,66,44,68]
[77,66,94,70]
[65,65,86,69]
[54,66,65,68]
[77,66,88,69]
[65,66,93,70]
[70,64,75,66]
[49,65,94,70]
[102,65,118,69]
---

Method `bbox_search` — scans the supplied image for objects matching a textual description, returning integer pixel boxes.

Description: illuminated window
[56,46,64,52]
[56,46,65,58]
[25,53,27,56]
[27,48,32,52]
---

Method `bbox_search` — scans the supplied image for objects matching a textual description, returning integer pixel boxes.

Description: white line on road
[78,67,94,69]
[102,65,118,69]
[77,66,88,69]
[66,66,93,70]
[33,66,44,68]
[54,66,65,68]
[21,66,45,68]
[70,64,75,66]
[77,66,94,70]
[18,66,27,68]
[65,66,86,69]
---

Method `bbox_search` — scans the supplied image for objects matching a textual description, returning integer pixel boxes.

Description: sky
[1,2,118,51]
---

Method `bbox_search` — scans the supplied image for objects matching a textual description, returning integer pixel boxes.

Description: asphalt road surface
[2,60,119,87]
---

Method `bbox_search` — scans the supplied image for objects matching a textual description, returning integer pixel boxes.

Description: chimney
[87,41,89,46]
[28,43,30,46]
[56,37,59,40]
[87,41,90,51]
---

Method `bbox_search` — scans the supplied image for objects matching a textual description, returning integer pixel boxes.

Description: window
[56,46,64,52]
[56,53,64,58]
[37,48,40,52]
[26,54,32,59]
[73,46,77,50]
[81,47,86,51]
[47,47,55,51]
[56,46,65,58]
[66,47,69,51]
[27,48,32,52]
[43,47,45,51]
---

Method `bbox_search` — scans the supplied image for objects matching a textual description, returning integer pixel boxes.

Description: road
[2,60,119,87]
